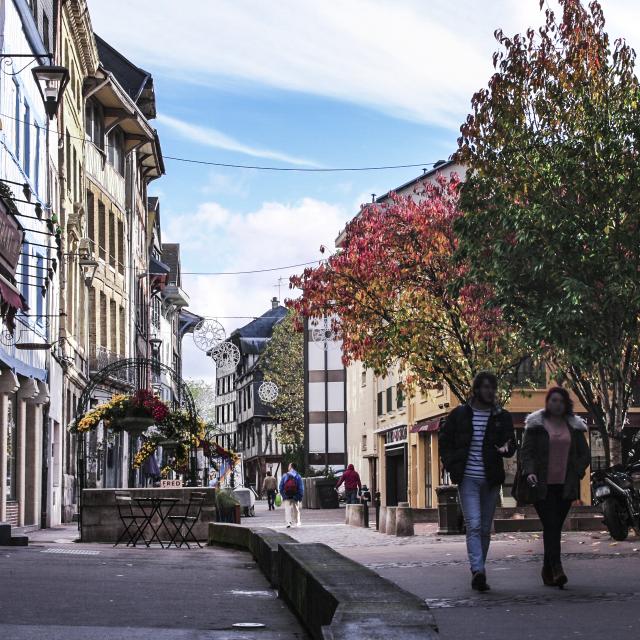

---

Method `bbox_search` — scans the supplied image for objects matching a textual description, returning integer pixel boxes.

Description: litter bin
[436,485,464,534]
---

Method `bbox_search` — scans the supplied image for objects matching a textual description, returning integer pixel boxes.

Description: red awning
[0,277,26,311]
[411,417,442,434]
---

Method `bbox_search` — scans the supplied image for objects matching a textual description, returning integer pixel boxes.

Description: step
[10,534,29,547]
[0,522,11,546]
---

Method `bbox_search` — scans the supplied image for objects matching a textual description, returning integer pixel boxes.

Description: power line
[0,111,445,174]
[182,259,325,275]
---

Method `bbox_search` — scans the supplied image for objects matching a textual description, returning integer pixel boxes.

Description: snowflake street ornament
[310,317,335,350]
[193,318,226,352]
[211,341,240,372]
[258,381,279,404]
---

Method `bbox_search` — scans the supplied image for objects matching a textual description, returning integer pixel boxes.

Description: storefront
[378,424,408,506]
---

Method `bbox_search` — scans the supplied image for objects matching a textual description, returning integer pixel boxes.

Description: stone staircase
[0,522,29,546]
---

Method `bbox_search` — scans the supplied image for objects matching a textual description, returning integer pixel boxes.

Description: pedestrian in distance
[439,371,516,592]
[336,463,362,504]
[515,387,590,588]
[279,462,304,528]
[262,470,278,511]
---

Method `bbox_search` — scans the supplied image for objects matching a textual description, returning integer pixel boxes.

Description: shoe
[471,571,490,592]
[541,564,555,587]
[286,524,291,528]
[551,563,567,589]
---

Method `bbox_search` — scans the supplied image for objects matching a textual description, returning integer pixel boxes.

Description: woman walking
[518,387,590,588]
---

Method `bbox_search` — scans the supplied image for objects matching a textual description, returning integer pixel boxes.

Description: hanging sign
[0,199,23,278]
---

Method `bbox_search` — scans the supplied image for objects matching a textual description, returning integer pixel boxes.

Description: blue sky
[89,0,640,379]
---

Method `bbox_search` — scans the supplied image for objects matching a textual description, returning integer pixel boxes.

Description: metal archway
[76,358,200,511]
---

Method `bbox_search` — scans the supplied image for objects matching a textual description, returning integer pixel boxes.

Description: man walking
[336,464,362,504]
[261,470,278,511]
[279,462,304,527]
[439,372,515,592]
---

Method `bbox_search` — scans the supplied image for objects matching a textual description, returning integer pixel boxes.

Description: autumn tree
[260,311,305,452]
[186,379,217,436]
[457,0,640,464]
[289,176,527,403]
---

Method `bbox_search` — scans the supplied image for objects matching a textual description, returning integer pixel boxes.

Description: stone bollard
[345,504,351,525]
[386,507,397,536]
[378,506,387,533]
[396,502,415,537]
[346,504,366,527]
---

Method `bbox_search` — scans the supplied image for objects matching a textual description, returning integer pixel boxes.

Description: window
[247,385,251,409]
[397,384,404,409]
[361,369,366,386]
[85,99,105,149]
[107,127,125,175]
[117,220,124,273]
[377,392,383,416]
[86,190,94,240]
[72,146,78,202]
[35,254,44,324]
[23,101,30,175]
[511,356,546,389]
[109,209,116,267]
[42,13,50,52]
[20,243,30,307]
[100,293,107,347]
[14,80,21,159]
[386,387,393,413]
[98,202,106,261]
[34,124,40,193]
[65,130,71,195]
[362,434,367,452]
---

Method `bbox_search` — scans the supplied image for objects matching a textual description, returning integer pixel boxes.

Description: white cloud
[164,197,350,379]
[89,1,640,128]
[157,114,317,166]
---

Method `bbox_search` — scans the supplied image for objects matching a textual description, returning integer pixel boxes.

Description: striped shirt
[464,408,491,479]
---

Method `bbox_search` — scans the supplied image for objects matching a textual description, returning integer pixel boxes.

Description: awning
[0,346,47,381]
[0,275,26,311]
[149,256,170,275]
[411,417,443,433]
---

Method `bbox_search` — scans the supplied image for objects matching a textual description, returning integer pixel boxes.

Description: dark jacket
[279,470,304,502]
[516,409,590,503]
[336,465,362,491]
[439,403,516,486]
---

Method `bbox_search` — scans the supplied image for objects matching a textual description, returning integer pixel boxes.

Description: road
[254,501,640,639]
[0,526,307,640]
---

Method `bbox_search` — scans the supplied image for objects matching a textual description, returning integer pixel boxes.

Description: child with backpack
[279,462,304,528]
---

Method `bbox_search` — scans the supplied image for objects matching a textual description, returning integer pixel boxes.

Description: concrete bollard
[346,504,366,527]
[386,507,397,536]
[378,506,387,533]
[396,503,415,537]
[345,504,351,525]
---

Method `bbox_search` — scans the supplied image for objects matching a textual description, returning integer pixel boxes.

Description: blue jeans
[346,489,359,504]
[458,476,500,574]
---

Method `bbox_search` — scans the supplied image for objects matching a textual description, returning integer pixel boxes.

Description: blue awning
[0,347,47,381]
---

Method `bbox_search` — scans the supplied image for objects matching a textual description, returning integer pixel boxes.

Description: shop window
[377,392,383,416]
[386,387,393,413]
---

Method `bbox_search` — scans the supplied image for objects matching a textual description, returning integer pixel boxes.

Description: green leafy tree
[186,379,217,435]
[260,311,305,451]
[457,0,640,464]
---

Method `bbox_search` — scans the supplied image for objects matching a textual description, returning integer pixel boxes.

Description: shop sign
[160,479,182,488]
[384,425,407,445]
[0,199,22,278]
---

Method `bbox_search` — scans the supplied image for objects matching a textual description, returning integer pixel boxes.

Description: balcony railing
[89,346,132,382]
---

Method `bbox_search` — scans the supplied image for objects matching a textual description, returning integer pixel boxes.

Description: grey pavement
[252,500,640,639]
[0,525,307,640]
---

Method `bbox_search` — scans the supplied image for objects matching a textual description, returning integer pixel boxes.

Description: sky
[88,0,640,381]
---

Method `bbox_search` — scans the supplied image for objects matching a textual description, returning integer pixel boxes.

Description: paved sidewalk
[1,524,307,640]
[251,500,640,639]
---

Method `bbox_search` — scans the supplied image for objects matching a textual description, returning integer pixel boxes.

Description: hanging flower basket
[115,416,157,433]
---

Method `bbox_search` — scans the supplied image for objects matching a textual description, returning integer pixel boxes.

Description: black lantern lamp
[31,65,69,120]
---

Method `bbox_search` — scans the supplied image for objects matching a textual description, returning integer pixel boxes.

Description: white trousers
[284,499,301,527]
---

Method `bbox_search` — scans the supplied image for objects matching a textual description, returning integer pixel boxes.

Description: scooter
[591,461,640,541]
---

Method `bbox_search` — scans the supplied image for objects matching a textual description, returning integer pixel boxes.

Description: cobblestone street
[251,501,640,639]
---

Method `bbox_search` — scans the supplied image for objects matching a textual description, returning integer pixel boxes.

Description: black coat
[516,409,591,503]
[439,404,516,486]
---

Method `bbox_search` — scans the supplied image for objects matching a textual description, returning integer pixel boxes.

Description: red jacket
[337,467,362,491]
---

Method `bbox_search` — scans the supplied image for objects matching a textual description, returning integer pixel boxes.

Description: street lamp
[31,65,69,120]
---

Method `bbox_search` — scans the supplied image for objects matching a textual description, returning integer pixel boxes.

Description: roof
[161,243,181,287]
[95,34,156,119]
[374,159,456,203]
[231,306,288,341]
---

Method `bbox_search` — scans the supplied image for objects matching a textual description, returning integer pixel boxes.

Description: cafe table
[133,496,179,548]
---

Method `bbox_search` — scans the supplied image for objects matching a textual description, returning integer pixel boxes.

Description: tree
[289,176,527,403]
[260,311,305,450]
[186,379,217,433]
[457,0,640,464]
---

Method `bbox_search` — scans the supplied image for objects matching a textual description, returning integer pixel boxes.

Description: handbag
[275,493,282,507]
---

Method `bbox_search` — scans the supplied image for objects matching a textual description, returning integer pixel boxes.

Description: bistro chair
[167,492,207,549]
[114,491,149,547]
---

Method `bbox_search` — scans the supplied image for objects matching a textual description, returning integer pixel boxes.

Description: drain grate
[41,548,100,556]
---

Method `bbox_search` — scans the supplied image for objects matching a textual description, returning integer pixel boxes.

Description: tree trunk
[609,437,623,467]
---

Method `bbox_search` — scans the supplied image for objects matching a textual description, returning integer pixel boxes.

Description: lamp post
[31,65,69,120]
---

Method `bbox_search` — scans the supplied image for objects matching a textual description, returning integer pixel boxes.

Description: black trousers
[266,490,276,510]
[534,484,572,566]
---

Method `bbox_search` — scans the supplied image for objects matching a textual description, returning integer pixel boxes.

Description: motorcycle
[591,461,640,541]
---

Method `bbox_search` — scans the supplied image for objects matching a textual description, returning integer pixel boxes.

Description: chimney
[271,296,279,309]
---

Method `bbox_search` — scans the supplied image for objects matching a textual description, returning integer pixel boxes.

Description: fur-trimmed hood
[524,409,587,431]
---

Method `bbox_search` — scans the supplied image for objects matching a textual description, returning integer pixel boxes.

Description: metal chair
[114,491,150,547]
[167,492,207,548]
